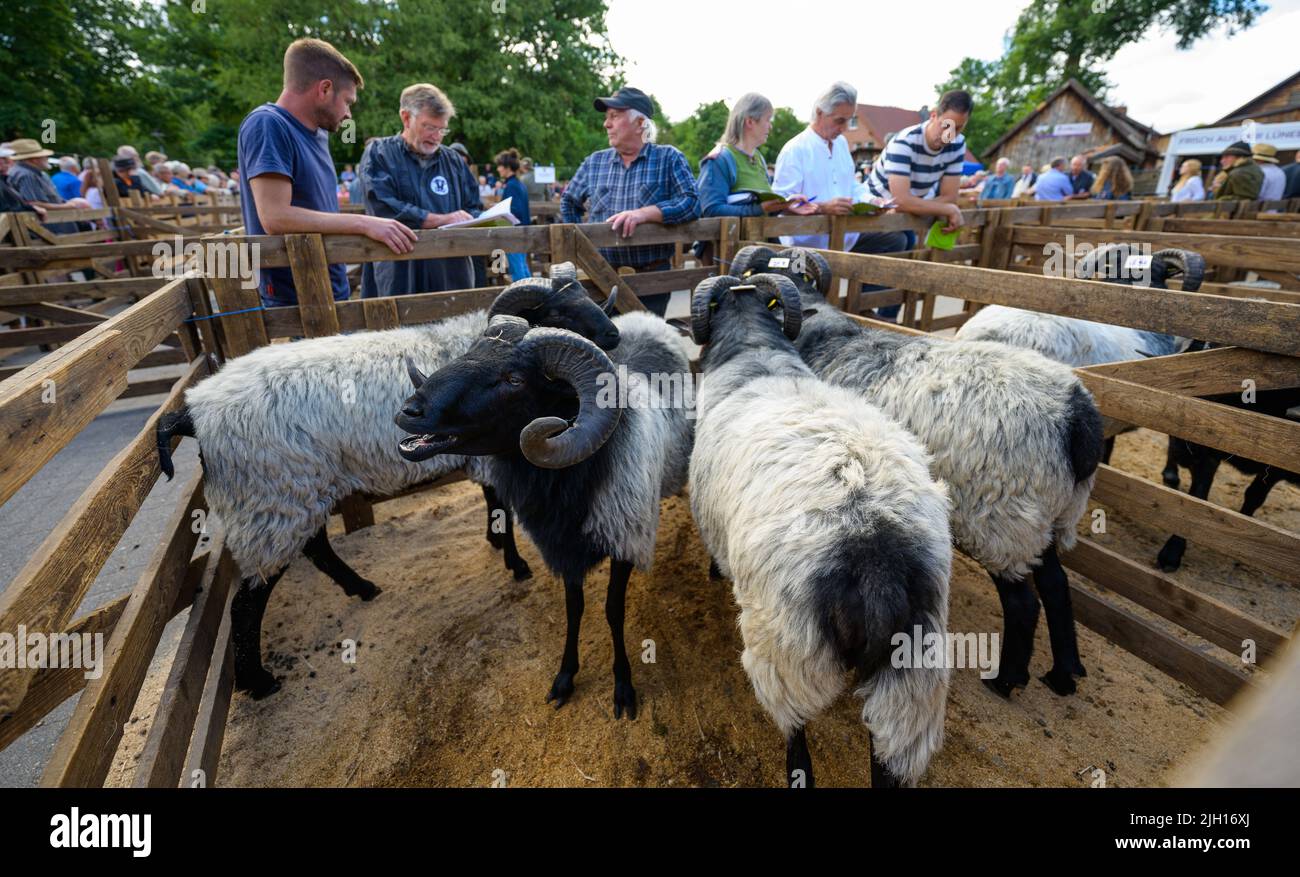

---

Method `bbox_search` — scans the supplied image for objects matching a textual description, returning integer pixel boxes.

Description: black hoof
[546,671,576,709]
[346,581,381,601]
[983,673,1025,699]
[1156,546,1183,573]
[1161,469,1180,489]
[1040,667,1077,696]
[486,530,504,550]
[511,559,533,581]
[613,680,638,720]
[237,669,282,700]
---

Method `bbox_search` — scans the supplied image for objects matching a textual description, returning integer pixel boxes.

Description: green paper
[850,202,882,215]
[925,220,959,251]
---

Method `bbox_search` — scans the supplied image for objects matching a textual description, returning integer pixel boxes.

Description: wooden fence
[1,200,1297,785]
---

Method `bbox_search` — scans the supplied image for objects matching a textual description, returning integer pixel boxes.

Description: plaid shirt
[561,142,700,269]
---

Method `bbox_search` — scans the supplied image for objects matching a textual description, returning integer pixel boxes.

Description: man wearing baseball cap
[1214,140,1263,201]
[561,85,700,316]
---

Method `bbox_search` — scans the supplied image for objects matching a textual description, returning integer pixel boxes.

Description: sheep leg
[1161,436,1181,488]
[1032,542,1086,696]
[1101,435,1116,465]
[302,526,380,600]
[1156,453,1221,572]
[606,559,637,720]
[786,727,814,788]
[482,484,505,549]
[1239,468,1281,517]
[545,572,585,709]
[868,731,903,789]
[231,569,286,699]
[983,572,1040,699]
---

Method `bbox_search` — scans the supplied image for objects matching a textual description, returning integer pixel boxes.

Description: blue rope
[184,304,265,323]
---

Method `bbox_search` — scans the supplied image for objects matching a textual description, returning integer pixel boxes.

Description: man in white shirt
[772,81,864,251]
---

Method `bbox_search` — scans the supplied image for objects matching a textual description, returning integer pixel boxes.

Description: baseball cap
[594,86,654,118]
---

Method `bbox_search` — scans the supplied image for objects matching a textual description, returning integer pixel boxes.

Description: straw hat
[7,138,54,161]
[1251,143,1279,164]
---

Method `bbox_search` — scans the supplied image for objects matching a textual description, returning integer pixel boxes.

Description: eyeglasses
[425,125,452,136]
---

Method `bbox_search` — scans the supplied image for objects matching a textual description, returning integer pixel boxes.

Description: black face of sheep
[488,268,621,351]
[395,317,621,469]
[689,272,804,347]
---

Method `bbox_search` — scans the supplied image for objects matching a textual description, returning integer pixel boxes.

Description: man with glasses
[358,81,481,297]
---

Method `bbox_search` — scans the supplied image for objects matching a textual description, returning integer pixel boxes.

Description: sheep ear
[406,357,428,390]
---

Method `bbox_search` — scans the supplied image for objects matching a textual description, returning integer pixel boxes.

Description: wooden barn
[979,78,1161,174]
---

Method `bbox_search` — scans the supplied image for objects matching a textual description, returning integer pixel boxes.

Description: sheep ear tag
[767,257,791,269]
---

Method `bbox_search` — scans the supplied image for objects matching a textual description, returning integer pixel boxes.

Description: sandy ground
[103,425,1299,788]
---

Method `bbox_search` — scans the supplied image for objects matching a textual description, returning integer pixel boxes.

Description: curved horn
[729,244,776,278]
[781,247,832,295]
[550,261,578,285]
[488,277,556,319]
[747,273,804,340]
[1075,242,1134,281]
[601,285,619,315]
[690,275,740,345]
[516,329,621,468]
[405,357,428,391]
[1151,249,1206,292]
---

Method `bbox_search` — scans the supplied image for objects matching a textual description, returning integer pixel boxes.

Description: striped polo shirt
[863,121,965,200]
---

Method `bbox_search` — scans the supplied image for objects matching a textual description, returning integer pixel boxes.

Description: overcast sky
[605,0,1300,136]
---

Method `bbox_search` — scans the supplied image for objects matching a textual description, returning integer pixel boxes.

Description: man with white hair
[561,86,700,316]
[772,82,864,250]
[357,81,482,297]
[979,157,1015,201]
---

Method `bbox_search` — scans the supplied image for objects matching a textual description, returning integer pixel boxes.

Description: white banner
[1157,120,1300,194]
[533,165,556,184]
[1052,122,1093,137]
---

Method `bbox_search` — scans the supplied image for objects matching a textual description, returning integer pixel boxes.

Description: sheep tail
[156,404,195,481]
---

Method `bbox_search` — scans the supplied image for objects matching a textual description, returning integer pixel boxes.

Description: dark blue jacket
[501,175,531,225]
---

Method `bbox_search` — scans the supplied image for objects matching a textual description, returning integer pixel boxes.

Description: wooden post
[717,217,739,272]
[572,228,647,312]
[285,234,341,337]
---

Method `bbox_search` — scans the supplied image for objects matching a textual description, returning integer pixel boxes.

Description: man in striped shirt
[856,89,971,317]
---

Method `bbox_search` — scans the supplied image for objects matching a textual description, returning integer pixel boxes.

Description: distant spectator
[478,174,493,200]
[0,144,42,216]
[1214,141,1263,201]
[81,163,105,211]
[1253,144,1285,201]
[1169,158,1205,202]
[112,155,147,197]
[238,37,416,306]
[698,92,789,218]
[495,147,532,281]
[561,85,700,316]
[1090,156,1133,200]
[358,81,483,298]
[1011,163,1037,197]
[519,156,549,202]
[1283,157,1300,200]
[117,145,163,196]
[52,156,82,201]
[979,158,1015,201]
[1034,157,1074,201]
[5,138,91,231]
[1066,154,1094,200]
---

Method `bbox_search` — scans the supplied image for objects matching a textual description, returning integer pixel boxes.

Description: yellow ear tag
[766,298,779,309]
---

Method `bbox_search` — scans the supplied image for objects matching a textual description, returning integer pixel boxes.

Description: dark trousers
[851,230,911,320]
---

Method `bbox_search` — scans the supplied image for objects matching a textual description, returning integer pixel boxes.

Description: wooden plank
[1060,535,1284,660]
[182,600,235,788]
[208,271,267,357]
[3,301,109,325]
[184,276,224,368]
[285,234,341,337]
[572,228,646,312]
[1087,464,1300,587]
[0,357,209,714]
[361,297,401,331]
[0,550,209,754]
[1077,370,1300,473]
[40,471,206,787]
[1081,347,1300,395]
[1069,582,1254,707]
[807,247,1300,357]
[1002,263,1300,305]
[133,544,235,787]
[1162,218,1300,238]
[1012,226,1300,274]
[0,279,193,509]
[262,286,501,338]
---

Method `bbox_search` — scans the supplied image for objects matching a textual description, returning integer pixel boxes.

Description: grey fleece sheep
[689,271,953,788]
[155,267,620,699]
[395,310,694,721]
[735,246,1104,699]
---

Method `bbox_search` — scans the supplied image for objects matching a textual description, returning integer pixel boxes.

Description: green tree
[940,0,1267,156]
[765,107,806,163]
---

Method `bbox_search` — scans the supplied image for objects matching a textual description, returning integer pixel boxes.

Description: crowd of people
[5,35,1299,313]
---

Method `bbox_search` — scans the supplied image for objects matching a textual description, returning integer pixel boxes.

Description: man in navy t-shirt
[237,37,417,308]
